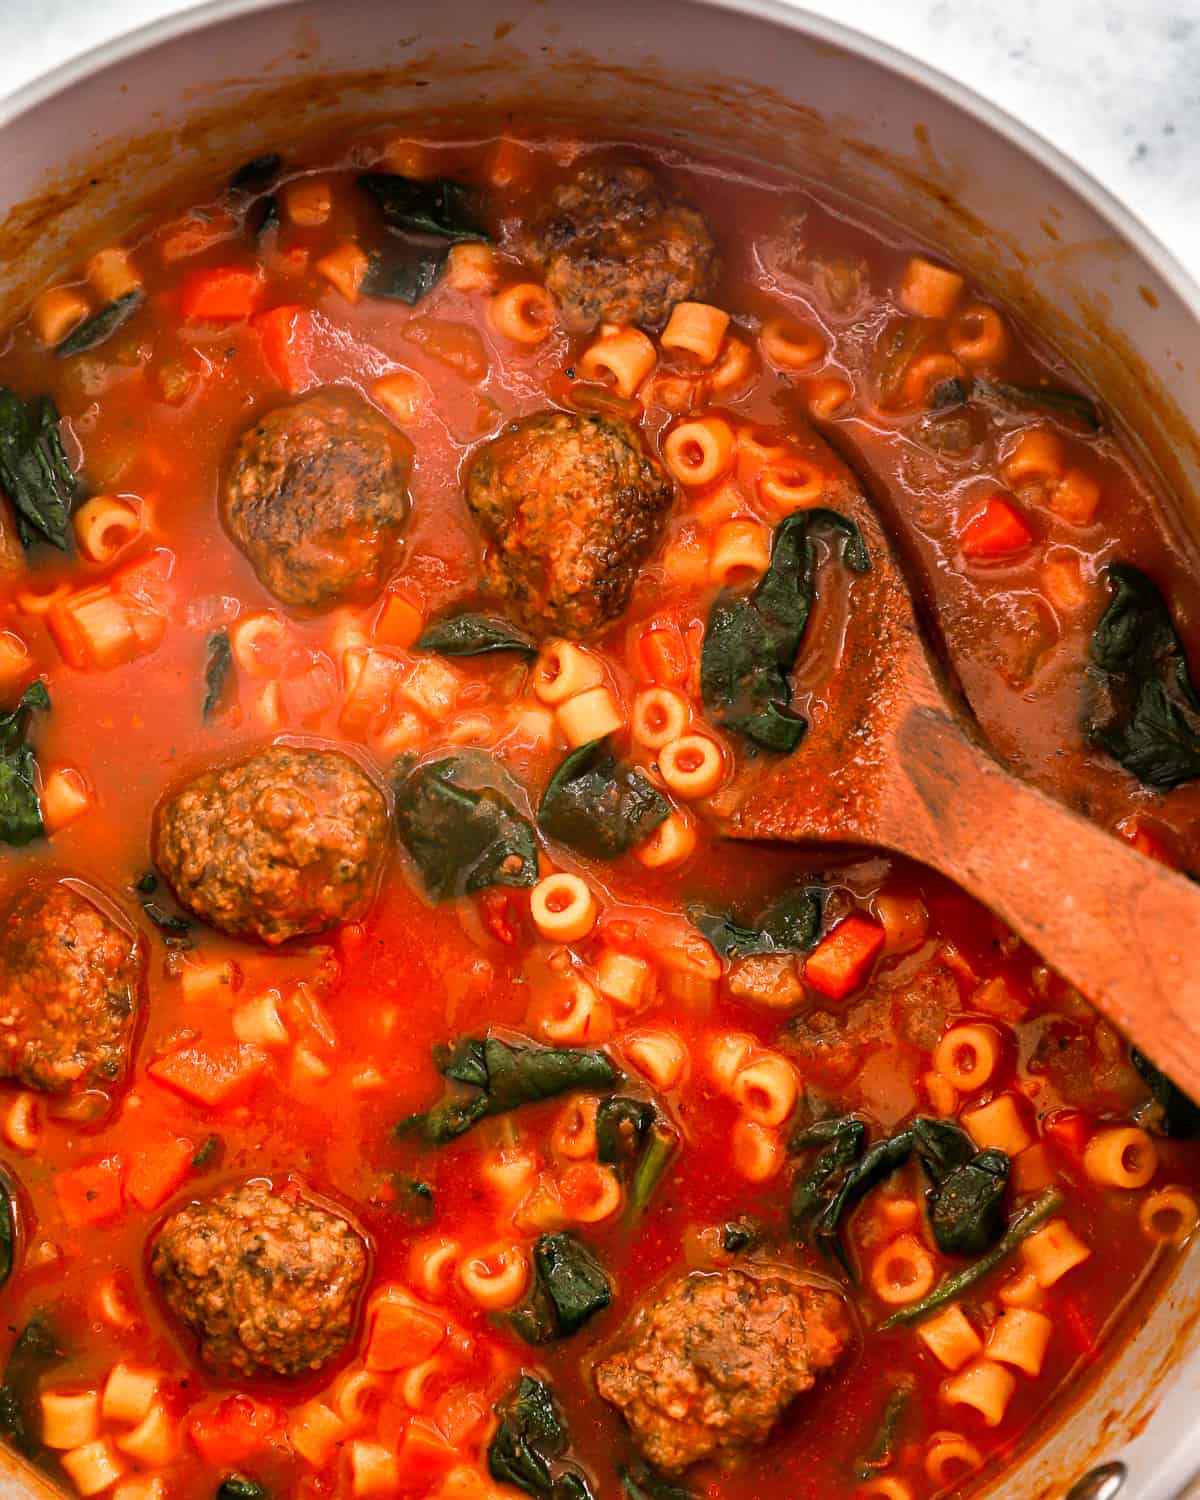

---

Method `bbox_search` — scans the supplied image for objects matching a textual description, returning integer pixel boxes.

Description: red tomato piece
[394,1417,458,1483]
[55,1155,125,1229]
[365,1298,446,1373]
[125,1134,197,1211]
[960,497,1033,560]
[251,304,314,394]
[1044,1109,1091,1166]
[188,1394,281,1467]
[180,266,264,324]
[805,915,886,1001]
[147,1043,270,1107]
[638,621,689,685]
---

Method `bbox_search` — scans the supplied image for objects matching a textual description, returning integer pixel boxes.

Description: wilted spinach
[979,379,1102,432]
[362,247,448,305]
[852,1378,915,1481]
[812,1131,915,1272]
[417,612,537,659]
[0,1310,64,1457]
[720,1220,759,1254]
[228,154,282,194]
[0,680,49,847]
[508,1231,611,1345]
[620,1466,695,1500]
[538,738,669,860]
[693,885,825,959]
[912,1118,1009,1257]
[489,1375,594,1500]
[700,508,870,752]
[216,1479,268,1500]
[359,174,487,241]
[1084,563,1200,789]
[630,1120,679,1213]
[393,755,539,901]
[0,1172,14,1289]
[191,1134,222,1170]
[595,1097,677,1213]
[0,387,79,551]
[398,1034,619,1146]
[1132,1048,1200,1138]
[202,630,234,721]
[789,1115,867,1239]
[56,291,145,358]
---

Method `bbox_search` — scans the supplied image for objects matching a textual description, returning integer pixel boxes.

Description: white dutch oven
[0,3,1198,1498]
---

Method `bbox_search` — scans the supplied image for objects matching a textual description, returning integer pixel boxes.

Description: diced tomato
[804,915,886,1001]
[1044,1109,1091,1166]
[251,304,314,394]
[1118,815,1174,866]
[147,1043,270,1107]
[960,497,1033,560]
[180,266,264,324]
[373,591,424,649]
[637,621,689,685]
[479,887,523,946]
[125,1134,196,1211]
[55,1155,125,1229]
[366,1297,446,1372]
[394,1417,458,1483]
[434,1388,490,1449]
[188,1394,281,1466]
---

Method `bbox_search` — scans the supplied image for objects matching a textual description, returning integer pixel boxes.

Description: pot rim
[2,0,1199,320]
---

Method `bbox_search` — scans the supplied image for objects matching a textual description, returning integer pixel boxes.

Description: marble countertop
[0,0,1197,274]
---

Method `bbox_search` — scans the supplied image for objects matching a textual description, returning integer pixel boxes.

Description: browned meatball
[465,410,673,637]
[525,162,719,331]
[151,1181,368,1378]
[222,389,411,610]
[154,745,387,945]
[0,881,142,1094]
[595,1267,849,1473]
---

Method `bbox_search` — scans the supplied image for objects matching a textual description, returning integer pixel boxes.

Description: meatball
[222,389,411,610]
[465,411,673,637]
[595,1267,849,1473]
[154,745,388,945]
[0,881,142,1094]
[152,1181,368,1378]
[525,162,719,331]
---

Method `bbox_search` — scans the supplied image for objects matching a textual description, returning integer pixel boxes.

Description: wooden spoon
[716,422,1200,1100]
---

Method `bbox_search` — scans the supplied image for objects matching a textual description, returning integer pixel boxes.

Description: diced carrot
[251,304,313,394]
[638,622,688,685]
[365,1297,446,1372]
[188,1395,281,1467]
[960,498,1033,560]
[394,1417,458,1483]
[125,1134,196,1211]
[373,591,424,649]
[55,1156,125,1229]
[147,1044,269,1107]
[434,1389,490,1449]
[804,915,886,1001]
[1043,1109,1091,1166]
[179,266,263,324]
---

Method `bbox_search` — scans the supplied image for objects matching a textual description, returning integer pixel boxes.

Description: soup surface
[0,125,1198,1500]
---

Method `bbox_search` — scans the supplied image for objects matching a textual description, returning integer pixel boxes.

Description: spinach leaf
[538,738,670,860]
[418,611,537,659]
[0,1311,64,1457]
[249,196,280,240]
[363,246,448,305]
[596,1096,654,1171]
[980,379,1102,433]
[694,885,825,959]
[789,1116,866,1238]
[228,154,282,194]
[1084,563,1200,789]
[909,1116,974,1182]
[142,901,191,935]
[620,1466,695,1500]
[191,1134,221,1169]
[1132,1048,1200,1138]
[852,1378,915,1481]
[0,388,79,551]
[398,1035,619,1146]
[393,756,539,901]
[216,1479,268,1500]
[720,1220,758,1254]
[0,680,49,847]
[630,1120,678,1213]
[813,1130,914,1272]
[0,1172,15,1289]
[700,508,870,753]
[359,174,488,241]
[925,1148,1009,1256]
[56,291,144,358]
[509,1232,611,1345]
[135,870,158,895]
[489,1375,593,1500]
[202,630,234,721]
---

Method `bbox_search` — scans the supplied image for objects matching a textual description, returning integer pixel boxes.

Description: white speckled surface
[0,0,1196,273]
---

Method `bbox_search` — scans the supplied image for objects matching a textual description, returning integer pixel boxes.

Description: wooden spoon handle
[883,704,1200,1097]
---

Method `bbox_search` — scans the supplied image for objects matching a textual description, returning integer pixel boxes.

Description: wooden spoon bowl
[714,424,1200,1099]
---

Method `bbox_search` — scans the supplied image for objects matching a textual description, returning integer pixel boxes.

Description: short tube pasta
[1022,1219,1091,1287]
[948,303,1007,366]
[532,640,603,704]
[60,1437,126,1497]
[1083,1126,1158,1190]
[933,1024,1000,1092]
[731,1120,785,1183]
[733,1054,798,1128]
[559,1162,623,1223]
[578,326,657,397]
[855,1480,912,1500]
[624,1029,687,1090]
[986,1307,1053,1376]
[758,457,825,512]
[41,1389,101,1450]
[708,519,771,586]
[898,256,964,319]
[556,685,624,747]
[33,286,91,347]
[631,688,690,751]
[551,1095,600,1161]
[661,302,731,365]
[634,812,696,869]
[74,495,143,565]
[3,1090,43,1153]
[663,416,736,486]
[658,734,724,800]
[917,1305,984,1371]
[940,1358,1016,1428]
[924,1433,983,1488]
[530,873,598,942]
[760,316,824,370]
[596,951,654,1012]
[490,283,557,344]
[1139,1186,1200,1245]
[458,1244,529,1309]
[870,1235,936,1306]
[963,1094,1033,1157]
[409,1237,461,1301]
[1003,428,1065,488]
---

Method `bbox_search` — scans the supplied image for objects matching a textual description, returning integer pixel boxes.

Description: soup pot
[1,2,1198,1497]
